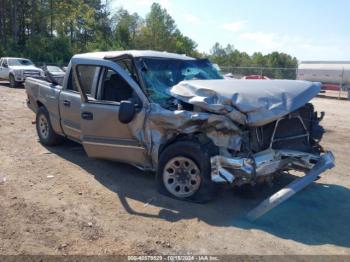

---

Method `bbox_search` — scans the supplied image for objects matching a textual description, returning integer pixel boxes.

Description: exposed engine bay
[211,102,326,185]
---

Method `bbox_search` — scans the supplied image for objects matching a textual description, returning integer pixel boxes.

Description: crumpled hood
[169,79,321,126]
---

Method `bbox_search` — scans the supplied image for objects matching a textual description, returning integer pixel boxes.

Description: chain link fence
[219,65,349,100]
[219,66,298,80]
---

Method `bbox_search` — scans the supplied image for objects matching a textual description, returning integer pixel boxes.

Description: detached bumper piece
[210,155,254,184]
[211,150,335,220]
[247,151,335,221]
[211,149,323,185]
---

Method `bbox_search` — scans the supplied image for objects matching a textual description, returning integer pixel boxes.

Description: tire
[36,107,64,146]
[9,74,18,88]
[156,141,218,203]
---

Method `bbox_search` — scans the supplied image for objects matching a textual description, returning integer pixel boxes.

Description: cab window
[2,59,8,68]
[74,65,102,99]
[98,68,135,103]
[75,64,141,105]
[76,65,101,96]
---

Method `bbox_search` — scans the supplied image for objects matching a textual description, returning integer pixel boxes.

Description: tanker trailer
[297,61,350,98]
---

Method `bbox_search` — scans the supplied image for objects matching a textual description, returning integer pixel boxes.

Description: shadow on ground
[46,140,350,248]
[0,81,24,88]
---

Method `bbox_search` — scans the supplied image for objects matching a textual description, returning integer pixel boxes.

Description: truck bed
[25,77,61,112]
[25,76,64,139]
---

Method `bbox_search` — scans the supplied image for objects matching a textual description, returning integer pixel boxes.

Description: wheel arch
[157,132,217,160]
[33,100,46,114]
[35,106,64,146]
[35,101,64,136]
[36,100,45,109]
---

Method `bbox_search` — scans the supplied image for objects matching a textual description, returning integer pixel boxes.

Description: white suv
[0,57,44,88]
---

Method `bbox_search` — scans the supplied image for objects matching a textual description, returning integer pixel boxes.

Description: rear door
[58,68,84,141]
[71,57,151,169]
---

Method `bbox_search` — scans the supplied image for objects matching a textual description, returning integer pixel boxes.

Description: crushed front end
[210,103,334,186]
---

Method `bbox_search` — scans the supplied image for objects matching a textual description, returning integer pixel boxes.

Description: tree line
[210,43,298,79]
[0,1,297,78]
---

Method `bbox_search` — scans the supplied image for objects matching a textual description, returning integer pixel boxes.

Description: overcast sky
[110,0,350,61]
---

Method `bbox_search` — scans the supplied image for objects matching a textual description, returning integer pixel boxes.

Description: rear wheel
[9,74,18,88]
[36,107,64,146]
[156,141,218,203]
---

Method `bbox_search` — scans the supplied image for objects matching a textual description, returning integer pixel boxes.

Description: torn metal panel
[135,103,242,167]
[211,155,254,184]
[170,79,321,127]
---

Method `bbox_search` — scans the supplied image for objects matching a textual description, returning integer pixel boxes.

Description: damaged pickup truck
[25,50,334,204]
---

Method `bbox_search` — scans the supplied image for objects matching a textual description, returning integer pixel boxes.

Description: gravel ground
[0,82,349,255]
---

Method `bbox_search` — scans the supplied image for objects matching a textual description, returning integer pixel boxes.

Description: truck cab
[26,52,158,168]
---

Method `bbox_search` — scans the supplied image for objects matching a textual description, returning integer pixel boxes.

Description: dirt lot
[0,82,350,255]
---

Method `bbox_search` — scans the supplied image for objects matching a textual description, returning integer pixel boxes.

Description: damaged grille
[250,103,324,154]
[271,116,310,151]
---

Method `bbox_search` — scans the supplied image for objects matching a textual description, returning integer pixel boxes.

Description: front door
[71,57,151,169]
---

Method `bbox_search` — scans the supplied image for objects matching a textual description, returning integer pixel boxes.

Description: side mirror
[3,64,8,68]
[119,100,135,124]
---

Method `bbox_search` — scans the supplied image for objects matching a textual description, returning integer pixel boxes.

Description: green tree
[208,43,298,78]
[0,0,297,71]
[173,30,198,56]
[112,8,142,49]
[140,3,176,50]
[134,3,198,56]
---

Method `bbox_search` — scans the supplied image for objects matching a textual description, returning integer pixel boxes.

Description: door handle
[81,111,93,120]
[63,100,71,106]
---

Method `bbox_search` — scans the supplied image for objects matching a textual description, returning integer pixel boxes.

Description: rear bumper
[210,149,335,184]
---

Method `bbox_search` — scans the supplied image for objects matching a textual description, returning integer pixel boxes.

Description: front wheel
[9,74,19,88]
[156,141,218,203]
[36,107,64,146]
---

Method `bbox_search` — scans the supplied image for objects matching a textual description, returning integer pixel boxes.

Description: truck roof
[73,50,196,61]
